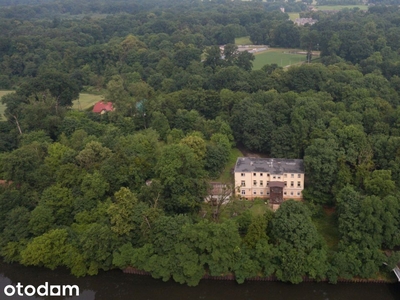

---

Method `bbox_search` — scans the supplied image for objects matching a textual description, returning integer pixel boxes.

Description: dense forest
[1,0,400,286]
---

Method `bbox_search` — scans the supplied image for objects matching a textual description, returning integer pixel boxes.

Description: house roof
[234,157,304,174]
[93,101,114,113]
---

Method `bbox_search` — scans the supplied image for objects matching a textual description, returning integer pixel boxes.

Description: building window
[284,182,287,186]
[260,173,263,176]
[253,173,256,176]
[291,174,294,178]
[241,173,245,177]
[297,192,300,196]
[298,174,301,178]
[278,176,281,179]
[241,190,245,195]
[260,191,264,195]
[267,191,270,195]
[253,191,256,195]
[290,192,293,196]
[284,192,287,195]
[241,181,245,187]
[253,180,257,186]
[291,181,294,187]
[273,176,276,179]
[267,182,269,186]
[284,174,287,178]
[267,173,270,177]
[260,180,263,186]
[297,181,301,188]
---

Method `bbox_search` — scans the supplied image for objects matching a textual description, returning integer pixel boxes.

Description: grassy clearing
[0,91,104,120]
[313,209,340,251]
[216,147,243,183]
[253,48,306,70]
[248,198,270,216]
[0,90,14,120]
[315,5,368,10]
[72,93,105,111]
[288,12,300,21]
[235,36,252,45]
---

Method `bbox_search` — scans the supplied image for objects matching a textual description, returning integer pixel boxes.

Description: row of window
[240,181,302,188]
[241,173,302,178]
[241,190,302,196]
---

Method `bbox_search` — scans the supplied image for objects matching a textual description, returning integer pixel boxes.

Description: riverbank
[1,261,399,300]
[123,267,397,284]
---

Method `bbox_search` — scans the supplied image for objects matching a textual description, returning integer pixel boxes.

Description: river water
[0,261,399,300]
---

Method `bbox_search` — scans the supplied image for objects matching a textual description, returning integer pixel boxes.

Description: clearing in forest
[235,36,252,45]
[314,5,368,10]
[0,90,14,120]
[72,93,105,111]
[313,207,340,251]
[252,48,308,70]
[0,91,104,120]
[288,12,300,21]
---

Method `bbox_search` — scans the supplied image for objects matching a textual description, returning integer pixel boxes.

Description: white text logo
[4,282,80,297]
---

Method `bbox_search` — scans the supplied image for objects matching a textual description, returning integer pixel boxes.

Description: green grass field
[288,12,300,21]
[315,5,368,10]
[0,90,14,120]
[235,36,252,45]
[313,209,340,251]
[0,91,104,120]
[72,93,105,110]
[253,48,307,70]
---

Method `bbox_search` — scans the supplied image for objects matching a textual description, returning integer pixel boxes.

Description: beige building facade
[234,157,305,203]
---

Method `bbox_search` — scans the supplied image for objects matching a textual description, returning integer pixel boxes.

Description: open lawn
[313,208,340,251]
[288,12,300,21]
[216,147,243,183]
[235,36,252,45]
[0,91,104,120]
[253,48,307,70]
[0,90,14,120]
[315,5,368,10]
[72,93,105,111]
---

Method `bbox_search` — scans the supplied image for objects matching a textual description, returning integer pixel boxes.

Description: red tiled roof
[92,101,114,113]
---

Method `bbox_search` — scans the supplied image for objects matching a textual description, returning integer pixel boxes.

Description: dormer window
[260,173,263,176]
[253,173,256,176]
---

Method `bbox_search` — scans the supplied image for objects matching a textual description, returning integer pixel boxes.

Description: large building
[234,157,304,208]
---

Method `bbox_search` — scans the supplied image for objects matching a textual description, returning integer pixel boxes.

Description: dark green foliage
[1,0,400,286]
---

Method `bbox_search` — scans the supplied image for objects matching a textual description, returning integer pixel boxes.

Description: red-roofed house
[92,101,114,114]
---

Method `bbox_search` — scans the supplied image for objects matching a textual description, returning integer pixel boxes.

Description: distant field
[0,90,14,120]
[72,93,104,110]
[235,36,252,45]
[315,5,368,10]
[253,48,307,70]
[0,91,104,120]
[288,12,300,21]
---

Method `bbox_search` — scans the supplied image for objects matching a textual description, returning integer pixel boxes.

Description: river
[0,262,399,300]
